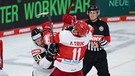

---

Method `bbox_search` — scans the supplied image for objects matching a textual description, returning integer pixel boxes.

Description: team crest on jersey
[99,26,104,31]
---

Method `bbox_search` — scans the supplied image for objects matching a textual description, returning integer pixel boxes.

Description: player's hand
[48,43,58,56]
[42,21,51,31]
[46,43,58,61]
[62,14,76,24]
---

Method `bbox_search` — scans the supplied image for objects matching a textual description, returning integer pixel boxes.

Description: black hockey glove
[64,25,74,31]
[46,43,58,61]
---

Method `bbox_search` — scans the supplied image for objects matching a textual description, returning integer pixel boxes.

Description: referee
[82,5,111,76]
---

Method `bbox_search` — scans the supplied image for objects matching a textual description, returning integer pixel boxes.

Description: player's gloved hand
[62,14,76,24]
[46,43,58,61]
[42,21,52,31]
[48,43,58,56]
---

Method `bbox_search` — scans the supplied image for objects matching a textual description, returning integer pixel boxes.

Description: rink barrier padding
[0,15,135,38]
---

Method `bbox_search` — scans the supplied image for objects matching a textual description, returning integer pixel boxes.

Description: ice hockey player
[0,40,8,76]
[43,20,93,76]
[31,22,58,76]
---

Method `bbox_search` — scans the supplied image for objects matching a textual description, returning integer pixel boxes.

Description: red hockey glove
[62,14,76,24]
[42,21,51,31]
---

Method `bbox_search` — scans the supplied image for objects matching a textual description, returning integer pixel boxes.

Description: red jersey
[43,30,92,72]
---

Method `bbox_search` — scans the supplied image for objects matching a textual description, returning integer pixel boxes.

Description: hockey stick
[37,12,57,55]
[62,0,75,30]
[67,0,75,14]
[37,12,55,43]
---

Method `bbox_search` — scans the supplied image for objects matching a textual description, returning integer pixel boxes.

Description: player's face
[34,37,44,47]
[88,11,98,22]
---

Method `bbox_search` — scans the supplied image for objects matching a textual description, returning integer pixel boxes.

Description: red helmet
[42,21,51,31]
[74,21,89,36]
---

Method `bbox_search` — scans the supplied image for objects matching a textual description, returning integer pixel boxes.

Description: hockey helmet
[87,5,100,15]
[31,28,43,40]
[74,21,89,37]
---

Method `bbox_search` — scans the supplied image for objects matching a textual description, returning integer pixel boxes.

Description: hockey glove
[62,14,76,24]
[46,43,58,61]
[42,21,52,31]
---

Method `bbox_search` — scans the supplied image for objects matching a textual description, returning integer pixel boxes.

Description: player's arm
[100,36,110,48]
[39,43,58,69]
[32,48,55,69]
[39,56,54,69]
[88,24,94,35]
[62,14,76,30]
[31,49,46,64]
[43,31,60,44]
[100,23,111,48]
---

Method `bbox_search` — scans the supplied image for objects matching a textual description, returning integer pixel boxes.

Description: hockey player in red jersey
[31,22,58,76]
[43,20,93,76]
[0,40,8,76]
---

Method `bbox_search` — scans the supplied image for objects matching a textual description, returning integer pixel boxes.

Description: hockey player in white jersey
[31,22,57,76]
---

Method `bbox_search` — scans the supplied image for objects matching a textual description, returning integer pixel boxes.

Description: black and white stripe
[100,39,109,48]
[87,39,109,51]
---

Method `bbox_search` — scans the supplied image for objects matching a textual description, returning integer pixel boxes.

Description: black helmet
[87,5,100,15]
[31,28,43,40]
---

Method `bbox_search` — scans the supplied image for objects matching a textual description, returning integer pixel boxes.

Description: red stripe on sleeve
[105,36,111,42]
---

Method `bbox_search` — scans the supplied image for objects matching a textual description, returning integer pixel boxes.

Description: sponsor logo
[126,16,135,20]
[90,36,104,42]
[19,28,30,33]
[3,31,14,36]
[107,17,120,22]
[62,59,80,65]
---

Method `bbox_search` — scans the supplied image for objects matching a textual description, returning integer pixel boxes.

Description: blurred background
[0,0,135,33]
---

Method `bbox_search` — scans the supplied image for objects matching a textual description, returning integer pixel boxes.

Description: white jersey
[31,43,54,76]
[0,70,8,76]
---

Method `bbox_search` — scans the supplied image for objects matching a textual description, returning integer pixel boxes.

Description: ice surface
[0,21,135,76]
